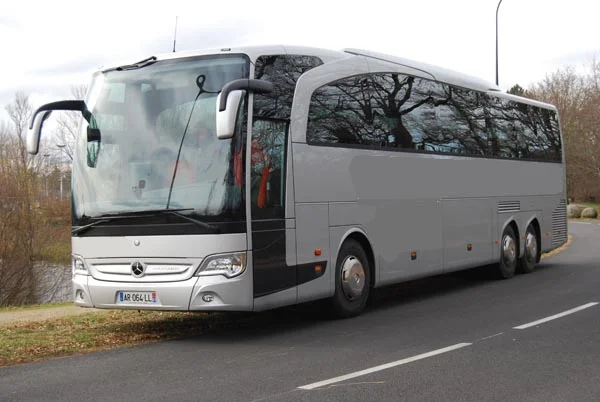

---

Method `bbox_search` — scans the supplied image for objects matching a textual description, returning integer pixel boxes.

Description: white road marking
[325,381,386,388]
[514,302,599,330]
[478,332,504,341]
[297,343,472,390]
[570,221,591,224]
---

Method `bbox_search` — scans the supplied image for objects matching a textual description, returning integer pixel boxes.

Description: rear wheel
[518,224,539,274]
[332,239,371,318]
[497,225,517,279]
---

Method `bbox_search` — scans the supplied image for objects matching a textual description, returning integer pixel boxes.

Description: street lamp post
[496,0,503,86]
[43,153,50,197]
[56,144,66,200]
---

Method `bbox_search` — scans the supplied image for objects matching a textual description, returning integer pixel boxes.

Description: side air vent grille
[552,199,567,247]
[498,201,520,213]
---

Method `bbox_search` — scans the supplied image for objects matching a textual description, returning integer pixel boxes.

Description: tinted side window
[511,101,544,160]
[487,96,521,159]
[308,73,563,162]
[254,55,323,120]
[250,55,322,220]
[530,107,562,162]
[308,75,376,146]
[430,85,488,156]
[250,119,287,220]
[308,73,490,155]
[308,73,443,149]
[487,97,563,162]
[370,74,442,150]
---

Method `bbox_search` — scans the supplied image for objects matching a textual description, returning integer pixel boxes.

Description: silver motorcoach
[28,45,567,317]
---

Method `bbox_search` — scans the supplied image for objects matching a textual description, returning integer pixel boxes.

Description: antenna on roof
[172,16,178,53]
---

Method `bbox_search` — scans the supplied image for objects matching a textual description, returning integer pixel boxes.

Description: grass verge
[582,201,600,209]
[0,310,239,367]
[0,302,72,313]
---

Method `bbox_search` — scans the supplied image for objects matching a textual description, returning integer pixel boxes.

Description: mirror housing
[216,79,274,140]
[216,90,244,140]
[27,110,52,155]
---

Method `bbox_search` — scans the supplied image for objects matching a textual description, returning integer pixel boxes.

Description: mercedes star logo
[131,261,145,277]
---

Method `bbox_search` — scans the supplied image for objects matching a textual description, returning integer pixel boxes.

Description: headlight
[195,252,246,278]
[72,254,88,275]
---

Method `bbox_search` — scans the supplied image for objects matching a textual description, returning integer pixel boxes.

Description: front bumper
[73,270,253,311]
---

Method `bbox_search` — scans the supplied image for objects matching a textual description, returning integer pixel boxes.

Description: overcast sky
[1,0,598,123]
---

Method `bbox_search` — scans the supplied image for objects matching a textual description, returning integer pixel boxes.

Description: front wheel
[332,239,371,318]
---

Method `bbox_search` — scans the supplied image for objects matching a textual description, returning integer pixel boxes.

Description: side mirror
[86,115,101,168]
[216,79,274,140]
[216,90,244,140]
[27,110,52,155]
[27,100,91,155]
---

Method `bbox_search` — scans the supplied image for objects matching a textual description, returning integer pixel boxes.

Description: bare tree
[0,92,72,306]
[1,93,37,304]
[5,91,33,167]
[525,61,600,201]
[53,84,88,161]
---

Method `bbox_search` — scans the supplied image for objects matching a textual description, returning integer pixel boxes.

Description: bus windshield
[72,55,249,228]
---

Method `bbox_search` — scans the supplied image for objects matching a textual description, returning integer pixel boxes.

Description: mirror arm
[218,79,273,112]
[29,100,90,129]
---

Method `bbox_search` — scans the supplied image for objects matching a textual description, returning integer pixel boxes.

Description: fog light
[202,294,214,303]
[76,290,85,300]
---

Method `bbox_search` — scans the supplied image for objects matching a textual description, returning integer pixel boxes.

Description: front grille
[86,259,200,283]
[552,199,567,247]
[498,200,520,213]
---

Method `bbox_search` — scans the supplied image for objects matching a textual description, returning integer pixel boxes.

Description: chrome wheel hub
[502,235,516,266]
[525,232,537,263]
[341,255,365,301]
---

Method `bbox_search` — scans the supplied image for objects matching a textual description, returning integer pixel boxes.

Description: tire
[331,239,371,318]
[497,225,518,279]
[518,224,539,274]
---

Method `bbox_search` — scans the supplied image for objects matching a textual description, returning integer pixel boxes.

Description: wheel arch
[336,228,377,289]
[499,216,521,258]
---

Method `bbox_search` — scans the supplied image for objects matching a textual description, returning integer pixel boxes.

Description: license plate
[117,291,158,305]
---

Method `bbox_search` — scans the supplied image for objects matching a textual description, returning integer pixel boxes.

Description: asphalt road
[2,221,599,402]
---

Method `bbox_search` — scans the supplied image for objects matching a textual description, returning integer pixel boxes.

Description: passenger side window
[487,96,521,159]
[308,73,563,162]
[254,55,323,120]
[372,74,441,150]
[308,75,374,146]
[537,108,562,162]
[432,86,488,156]
[308,73,447,150]
[250,119,287,219]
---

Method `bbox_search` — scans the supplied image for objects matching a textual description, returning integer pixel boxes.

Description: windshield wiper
[72,218,113,236]
[89,207,194,219]
[87,208,220,233]
[103,56,158,72]
[166,211,221,234]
